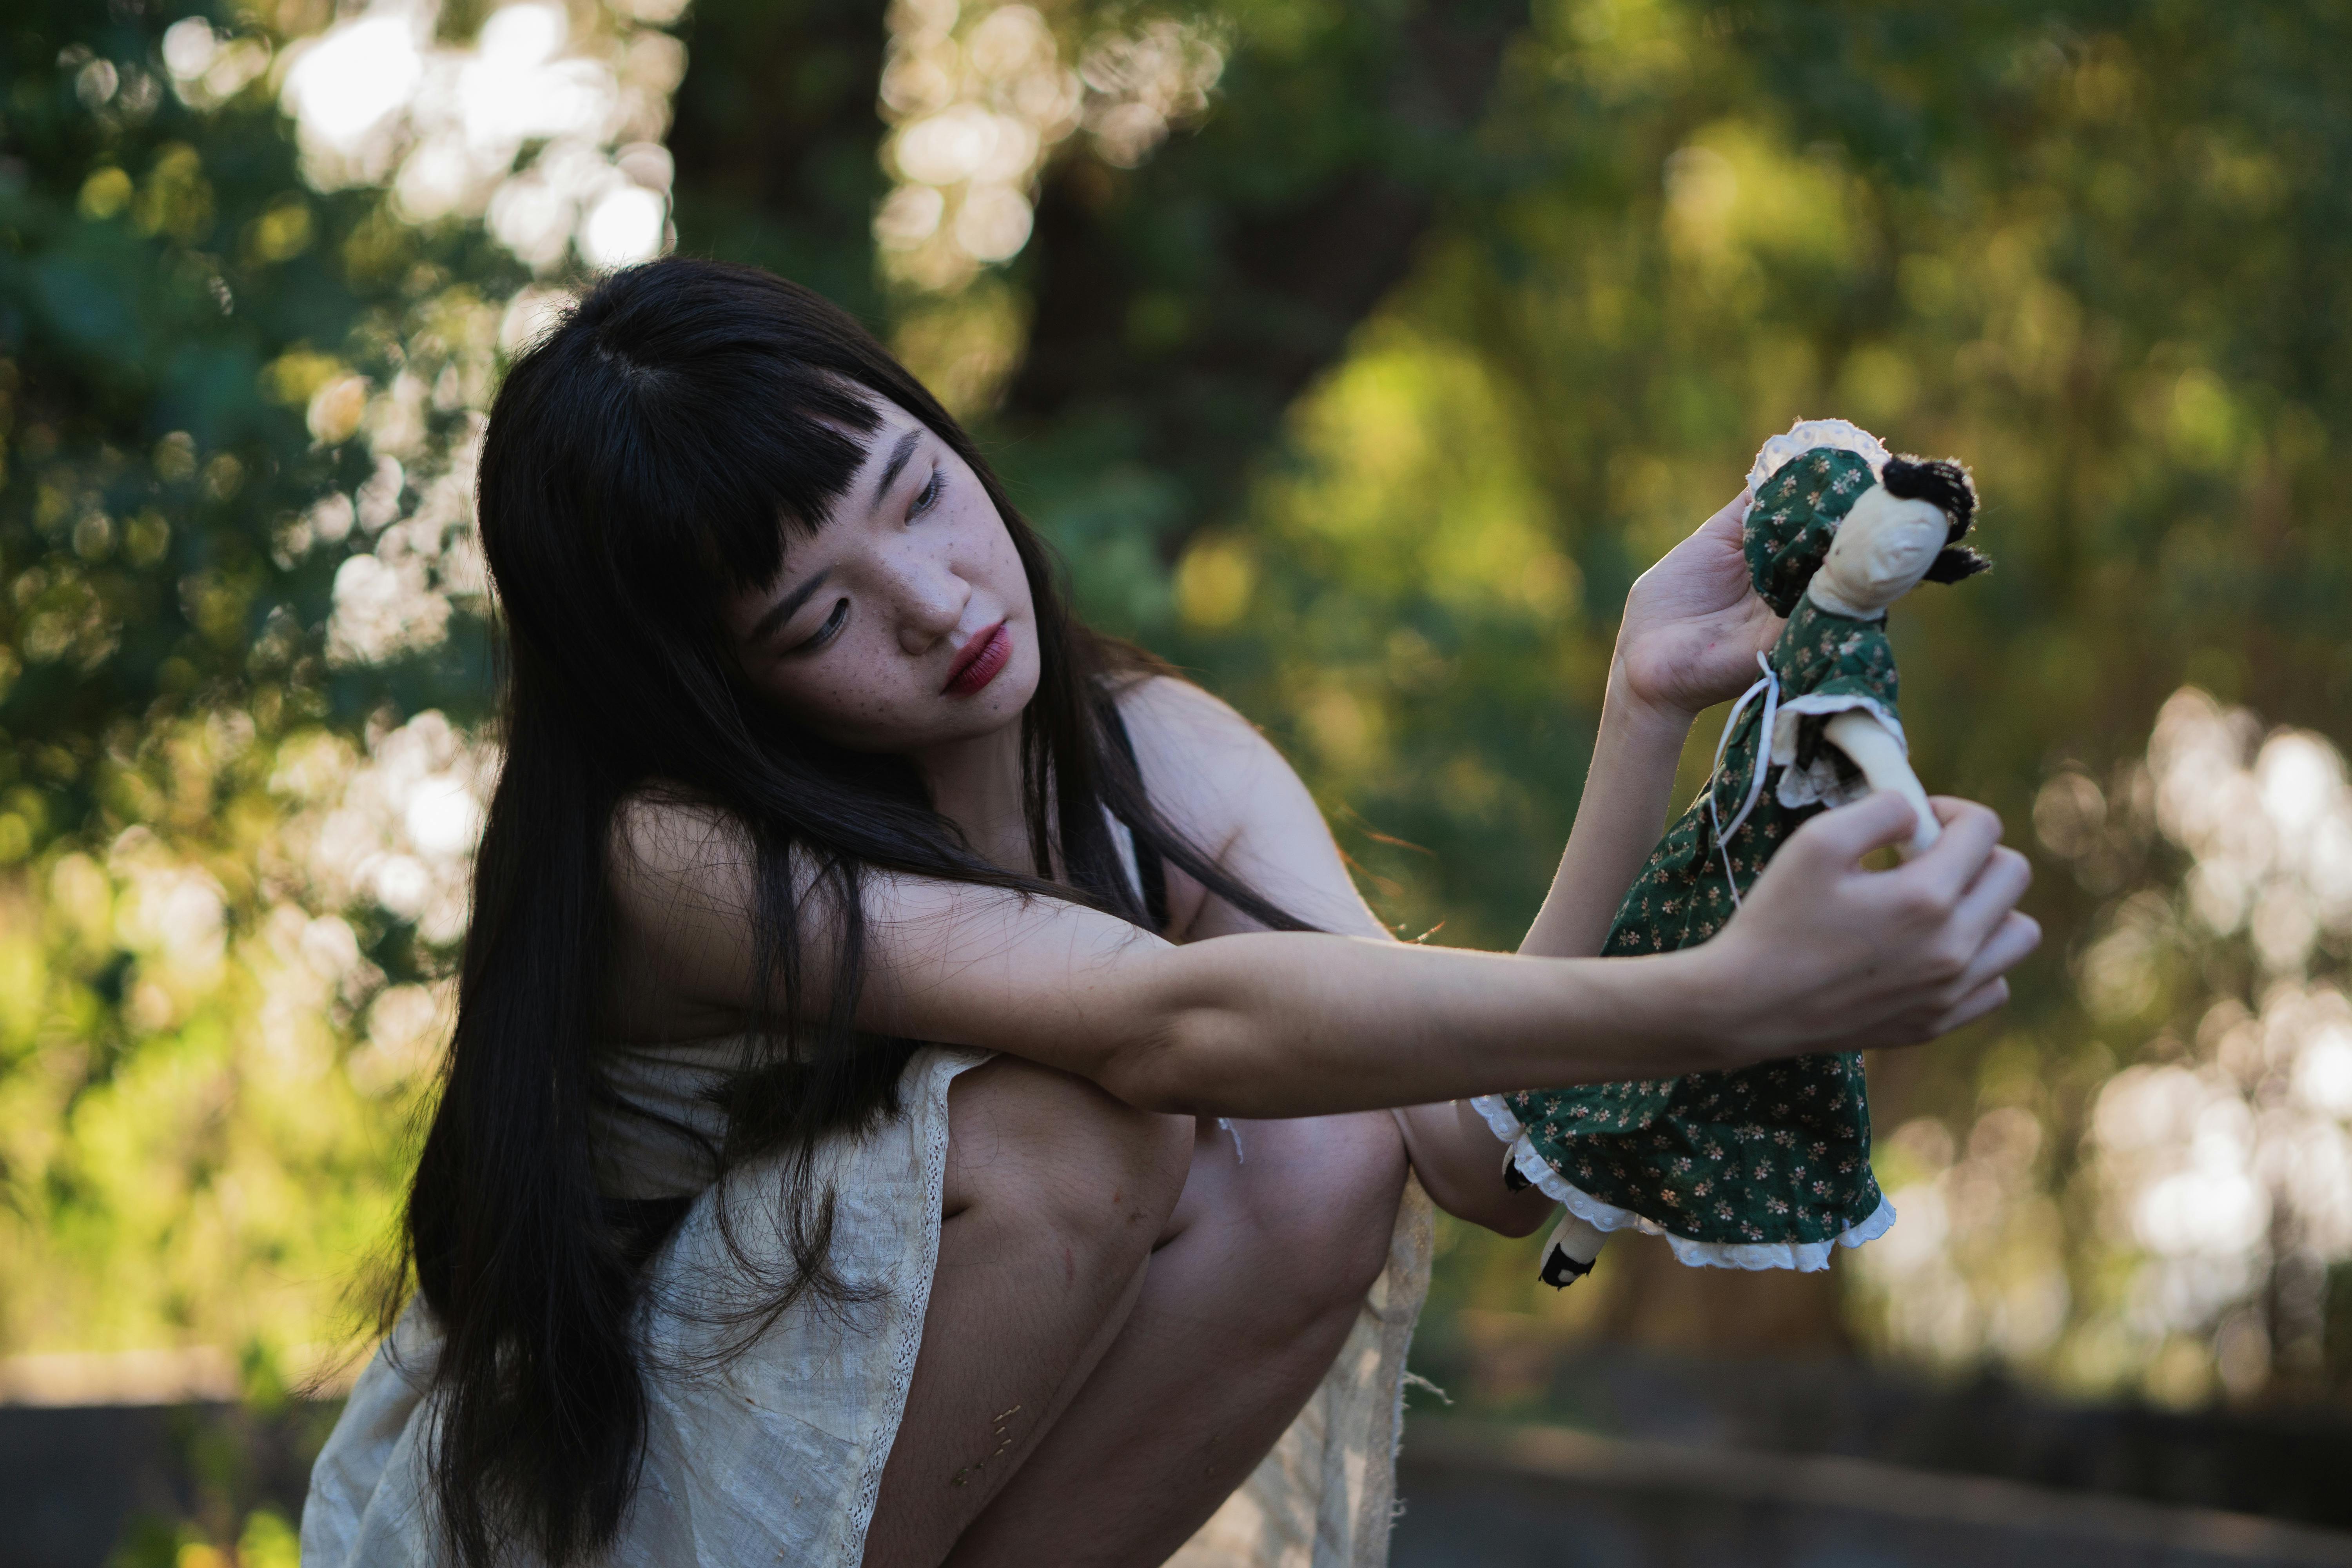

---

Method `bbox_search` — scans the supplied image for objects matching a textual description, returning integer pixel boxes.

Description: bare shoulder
[1112,671,1265,747]
[1111,674,1296,846]
[1109,673,1382,938]
[1113,673,1294,781]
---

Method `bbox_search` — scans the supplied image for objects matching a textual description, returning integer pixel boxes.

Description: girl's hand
[1696,793,2040,1061]
[1610,491,1783,726]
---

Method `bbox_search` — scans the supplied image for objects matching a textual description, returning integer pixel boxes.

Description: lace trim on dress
[846,1051,984,1557]
[1468,1094,1896,1273]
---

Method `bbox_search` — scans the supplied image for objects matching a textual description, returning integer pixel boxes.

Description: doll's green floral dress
[1472,437,1916,1271]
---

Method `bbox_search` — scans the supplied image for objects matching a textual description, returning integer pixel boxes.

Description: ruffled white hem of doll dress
[1467,1094,1896,1273]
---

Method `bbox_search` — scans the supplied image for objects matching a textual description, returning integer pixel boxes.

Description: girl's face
[721,398,1040,754]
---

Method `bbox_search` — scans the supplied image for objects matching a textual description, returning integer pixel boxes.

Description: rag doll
[1473,419,1988,1286]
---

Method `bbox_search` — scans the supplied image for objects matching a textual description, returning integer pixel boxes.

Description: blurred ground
[12,1348,2352,1568]
[1391,1425,2352,1568]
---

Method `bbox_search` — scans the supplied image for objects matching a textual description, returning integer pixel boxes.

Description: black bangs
[555,275,886,605]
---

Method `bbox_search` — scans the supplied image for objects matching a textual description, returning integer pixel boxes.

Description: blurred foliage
[666,0,889,314]
[10,0,2352,1485]
[103,1396,327,1568]
[0,0,516,1383]
[976,0,2352,1396]
[110,1507,297,1568]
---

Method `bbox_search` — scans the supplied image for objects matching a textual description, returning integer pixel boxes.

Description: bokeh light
[875,1,1225,289]
[274,0,679,273]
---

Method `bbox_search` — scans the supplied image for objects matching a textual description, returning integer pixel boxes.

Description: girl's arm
[614,785,2028,1120]
[1385,665,1702,1231]
[1113,675,1568,1231]
[613,782,2031,1123]
[1520,491,1783,958]
[1106,493,2019,1228]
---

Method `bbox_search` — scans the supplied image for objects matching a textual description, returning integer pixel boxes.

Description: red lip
[943,621,1012,697]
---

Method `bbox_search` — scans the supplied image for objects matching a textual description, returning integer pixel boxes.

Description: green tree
[1172,0,2352,1386]
[0,0,638,1381]
[16,0,2352,1431]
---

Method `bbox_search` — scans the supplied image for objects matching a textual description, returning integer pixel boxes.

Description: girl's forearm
[1519,664,1697,960]
[1101,931,1730,1119]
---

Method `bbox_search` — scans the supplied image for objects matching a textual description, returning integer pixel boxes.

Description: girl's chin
[865,675,1039,754]
[956,650,1038,715]
[940,675,1037,736]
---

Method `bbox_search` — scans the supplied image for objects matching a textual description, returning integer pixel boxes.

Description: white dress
[302,1038,1435,1567]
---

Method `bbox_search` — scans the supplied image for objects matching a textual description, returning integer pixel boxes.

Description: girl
[302,259,2036,1568]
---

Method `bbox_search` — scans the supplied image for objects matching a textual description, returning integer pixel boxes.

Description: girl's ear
[1922,544,1993,584]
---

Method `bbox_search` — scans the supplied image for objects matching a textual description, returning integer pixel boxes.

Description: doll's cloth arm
[1818,709,1939,857]
[1762,647,1933,854]
[1769,689,1907,801]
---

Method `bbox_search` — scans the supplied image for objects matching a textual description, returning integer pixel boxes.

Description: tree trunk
[665,0,892,321]
[1002,0,1526,553]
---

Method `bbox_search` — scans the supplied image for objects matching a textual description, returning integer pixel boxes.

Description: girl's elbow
[1096,1013,1213,1114]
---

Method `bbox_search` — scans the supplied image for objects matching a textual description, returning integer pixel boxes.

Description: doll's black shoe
[1539,1244,1595,1288]
[1537,1212,1608,1288]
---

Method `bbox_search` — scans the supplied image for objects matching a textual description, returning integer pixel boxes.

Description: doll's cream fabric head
[1745,441,1987,617]
[1782,452,1987,619]
[1810,488,1951,616]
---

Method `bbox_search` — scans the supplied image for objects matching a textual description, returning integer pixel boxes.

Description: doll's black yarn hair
[1883,454,1991,584]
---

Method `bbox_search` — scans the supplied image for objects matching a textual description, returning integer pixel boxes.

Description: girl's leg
[944,1109,1409,1567]
[860,1057,1195,1568]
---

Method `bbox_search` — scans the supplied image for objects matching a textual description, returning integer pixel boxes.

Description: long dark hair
[402,258,1307,1566]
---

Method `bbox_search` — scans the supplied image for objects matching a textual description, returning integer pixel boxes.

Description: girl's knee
[946,1057,1191,1254]
[1236,1114,1408,1323]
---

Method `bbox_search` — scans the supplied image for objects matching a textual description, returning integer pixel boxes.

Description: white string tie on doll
[1705,652,1780,909]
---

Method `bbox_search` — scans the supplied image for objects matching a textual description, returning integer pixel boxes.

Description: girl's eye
[794,599,849,654]
[909,466,944,520]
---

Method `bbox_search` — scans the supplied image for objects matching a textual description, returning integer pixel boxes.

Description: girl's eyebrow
[744,427,923,648]
[865,426,923,514]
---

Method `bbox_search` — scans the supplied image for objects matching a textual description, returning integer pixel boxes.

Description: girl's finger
[1927,976,2012,1038]
[1949,846,2033,952]
[1695,489,1753,542]
[1956,910,2042,995]
[1781,790,1921,874]
[1897,798,2003,906]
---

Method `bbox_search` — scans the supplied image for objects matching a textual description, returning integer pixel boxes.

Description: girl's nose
[896,560,972,655]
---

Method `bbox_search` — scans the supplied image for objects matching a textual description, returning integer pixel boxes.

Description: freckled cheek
[955,504,1025,595]
[835,633,928,730]
[772,660,898,736]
